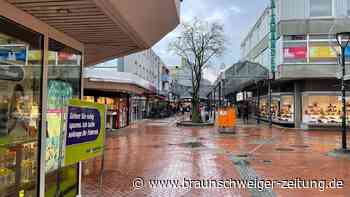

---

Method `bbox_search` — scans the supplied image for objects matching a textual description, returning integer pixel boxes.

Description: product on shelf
[303,101,348,124]
[0,167,15,188]
[21,159,35,183]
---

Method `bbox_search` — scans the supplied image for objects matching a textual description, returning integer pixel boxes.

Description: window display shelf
[0,181,36,197]
[0,137,36,148]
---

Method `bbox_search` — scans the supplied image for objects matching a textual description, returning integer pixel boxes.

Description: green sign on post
[270,0,277,75]
[64,99,106,166]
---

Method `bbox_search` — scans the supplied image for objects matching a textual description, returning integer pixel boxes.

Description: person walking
[242,101,249,124]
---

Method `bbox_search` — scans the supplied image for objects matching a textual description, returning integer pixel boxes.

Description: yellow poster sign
[309,46,338,58]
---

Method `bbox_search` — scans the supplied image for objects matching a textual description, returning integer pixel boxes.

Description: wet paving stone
[82,117,350,197]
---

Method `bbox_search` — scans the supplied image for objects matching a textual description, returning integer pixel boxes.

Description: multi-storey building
[223,0,350,129]
[118,49,162,92]
[0,0,180,196]
[84,49,171,125]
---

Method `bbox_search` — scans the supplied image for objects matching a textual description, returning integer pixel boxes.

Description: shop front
[130,96,147,123]
[254,93,295,126]
[301,92,350,129]
[0,17,43,197]
[0,15,83,197]
[83,68,157,126]
[84,92,129,130]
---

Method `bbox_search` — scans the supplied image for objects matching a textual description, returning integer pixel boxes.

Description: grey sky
[153,0,269,81]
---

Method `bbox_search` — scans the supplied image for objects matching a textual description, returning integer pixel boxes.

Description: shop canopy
[4,0,180,66]
[83,67,156,95]
[217,61,269,96]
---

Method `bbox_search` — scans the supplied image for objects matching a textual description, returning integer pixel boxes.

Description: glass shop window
[0,16,43,197]
[45,39,81,197]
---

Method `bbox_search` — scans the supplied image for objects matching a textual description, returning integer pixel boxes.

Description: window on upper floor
[310,0,332,17]
[283,35,307,63]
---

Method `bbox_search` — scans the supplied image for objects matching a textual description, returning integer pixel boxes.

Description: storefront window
[302,94,350,124]
[45,39,81,197]
[280,95,294,122]
[0,17,42,196]
[258,95,294,123]
[310,0,332,17]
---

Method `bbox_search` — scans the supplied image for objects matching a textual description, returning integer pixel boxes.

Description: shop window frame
[0,16,45,197]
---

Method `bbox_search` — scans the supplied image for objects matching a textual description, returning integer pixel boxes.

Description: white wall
[121,49,162,90]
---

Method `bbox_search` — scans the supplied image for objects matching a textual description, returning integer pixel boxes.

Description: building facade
[85,49,171,124]
[224,0,350,129]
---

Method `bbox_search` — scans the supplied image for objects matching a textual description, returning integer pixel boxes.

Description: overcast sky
[153,0,269,82]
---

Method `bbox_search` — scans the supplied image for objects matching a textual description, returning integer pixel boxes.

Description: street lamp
[336,32,350,151]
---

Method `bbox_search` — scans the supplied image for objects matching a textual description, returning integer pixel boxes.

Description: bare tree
[169,18,225,123]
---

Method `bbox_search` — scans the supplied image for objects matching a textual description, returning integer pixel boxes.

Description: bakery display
[258,96,294,123]
[303,101,350,124]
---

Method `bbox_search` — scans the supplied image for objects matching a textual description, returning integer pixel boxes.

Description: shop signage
[64,99,106,166]
[0,48,26,62]
[309,46,337,58]
[0,65,24,81]
[283,47,307,59]
[236,92,244,102]
[28,50,41,61]
[58,52,77,61]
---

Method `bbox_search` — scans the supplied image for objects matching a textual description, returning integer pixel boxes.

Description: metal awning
[5,0,180,66]
[221,61,269,95]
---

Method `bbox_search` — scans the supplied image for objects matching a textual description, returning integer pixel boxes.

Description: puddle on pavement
[262,159,272,164]
[275,148,294,152]
[179,141,204,148]
[236,154,250,158]
[290,145,310,148]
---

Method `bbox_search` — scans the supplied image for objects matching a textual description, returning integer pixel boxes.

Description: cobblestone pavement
[82,117,350,197]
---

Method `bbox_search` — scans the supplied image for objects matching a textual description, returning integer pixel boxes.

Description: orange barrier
[216,106,236,133]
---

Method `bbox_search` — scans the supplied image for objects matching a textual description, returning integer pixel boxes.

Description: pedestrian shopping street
[82,117,350,197]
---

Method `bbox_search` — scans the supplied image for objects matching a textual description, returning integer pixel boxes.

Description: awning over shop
[4,0,180,66]
[83,67,156,95]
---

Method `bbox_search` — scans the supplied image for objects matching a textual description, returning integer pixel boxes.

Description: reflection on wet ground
[82,117,350,197]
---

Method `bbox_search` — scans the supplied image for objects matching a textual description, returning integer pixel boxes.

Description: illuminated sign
[283,47,307,59]
[309,46,337,58]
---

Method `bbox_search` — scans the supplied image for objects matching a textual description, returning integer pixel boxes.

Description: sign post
[64,99,106,166]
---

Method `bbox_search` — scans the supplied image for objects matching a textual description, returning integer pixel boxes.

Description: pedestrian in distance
[242,101,249,124]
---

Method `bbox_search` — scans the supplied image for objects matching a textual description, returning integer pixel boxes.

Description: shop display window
[302,94,350,124]
[84,96,95,103]
[258,95,294,123]
[0,17,42,196]
[45,39,81,197]
[280,95,294,122]
[85,95,128,129]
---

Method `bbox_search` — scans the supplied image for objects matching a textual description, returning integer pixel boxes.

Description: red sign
[283,47,307,59]
[58,52,77,61]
